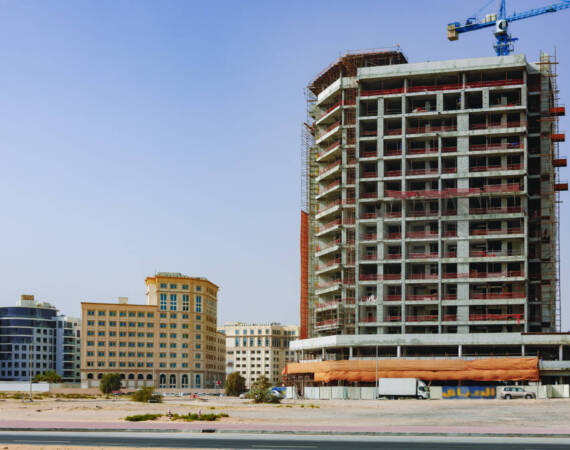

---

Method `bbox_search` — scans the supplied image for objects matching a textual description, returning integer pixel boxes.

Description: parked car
[500,386,536,399]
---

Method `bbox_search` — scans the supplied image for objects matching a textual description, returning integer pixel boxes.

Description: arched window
[181,374,188,388]
[97,373,103,379]
[195,374,201,388]
[137,374,144,380]
[159,374,166,388]
[146,374,153,380]
[169,374,176,388]
[120,374,125,379]
[128,373,135,380]
[87,373,93,380]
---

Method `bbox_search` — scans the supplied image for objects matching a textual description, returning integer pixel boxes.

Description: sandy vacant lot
[0,395,569,429]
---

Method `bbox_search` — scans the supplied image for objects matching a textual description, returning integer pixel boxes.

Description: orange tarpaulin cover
[283,357,539,382]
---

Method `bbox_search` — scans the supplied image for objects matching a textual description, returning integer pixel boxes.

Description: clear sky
[0,0,568,329]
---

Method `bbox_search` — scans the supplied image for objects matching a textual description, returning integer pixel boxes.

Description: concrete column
[560,345,563,361]
[397,345,401,358]
[521,344,525,357]
[458,344,463,358]
[322,347,325,359]
[349,347,353,359]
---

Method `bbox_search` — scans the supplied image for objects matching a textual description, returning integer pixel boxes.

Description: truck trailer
[378,378,429,399]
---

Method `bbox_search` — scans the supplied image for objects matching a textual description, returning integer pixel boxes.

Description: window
[119,331,126,337]
[147,323,153,328]
[119,311,126,317]
[160,283,167,288]
[109,321,116,327]
[87,310,95,316]
[98,311,105,316]
[170,294,177,311]
[196,315,201,321]
[138,312,144,318]
[147,313,154,318]
[128,312,136,318]
[195,295,202,312]
[170,353,176,358]
[109,311,116,317]
[196,324,201,330]
[182,284,189,290]
[170,313,177,319]
[87,320,94,326]
[98,331,105,337]
[170,323,177,329]
[160,294,167,311]
[120,322,127,327]
[170,284,177,289]
[170,333,177,338]
[196,285,201,291]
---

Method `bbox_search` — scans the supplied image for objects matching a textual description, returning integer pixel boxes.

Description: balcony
[407,168,439,176]
[315,319,340,329]
[359,274,401,281]
[406,314,438,322]
[317,141,341,160]
[408,273,439,280]
[361,171,378,179]
[360,316,377,323]
[469,206,524,215]
[470,163,523,172]
[407,124,457,134]
[406,294,438,301]
[407,209,438,218]
[385,148,403,157]
[316,258,341,271]
[469,249,524,258]
[385,253,402,260]
[407,252,439,259]
[318,160,341,177]
[385,295,402,302]
[469,228,522,236]
[407,147,438,156]
[469,142,524,153]
[470,292,525,300]
[316,239,340,253]
[385,315,402,322]
[469,120,525,131]
[386,232,402,239]
[360,233,377,241]
[469,313,523,322]
[406,231,438,239]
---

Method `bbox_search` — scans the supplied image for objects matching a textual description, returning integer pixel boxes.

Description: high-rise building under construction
[300,49,566,345]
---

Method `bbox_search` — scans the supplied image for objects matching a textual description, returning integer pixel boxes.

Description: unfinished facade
[300,50,566,342]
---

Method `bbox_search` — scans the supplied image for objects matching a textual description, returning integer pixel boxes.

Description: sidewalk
[1,420,570,437]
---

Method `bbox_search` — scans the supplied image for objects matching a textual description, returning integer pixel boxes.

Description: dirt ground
[0,395,569,429]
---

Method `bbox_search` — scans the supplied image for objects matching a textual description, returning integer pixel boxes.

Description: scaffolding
[535,51,566,332]
[300,88,316,339]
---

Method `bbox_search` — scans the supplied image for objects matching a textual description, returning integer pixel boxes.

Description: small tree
[33,370,62,384]
[248,375,280,404]
[225,372,246,397]
[131,386,161,403]
[99,373,122,395]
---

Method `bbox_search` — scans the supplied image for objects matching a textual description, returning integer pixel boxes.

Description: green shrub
[33,370,63,384]
[247,376,281,404]
[99,373,122,395]
[225,372,246,397]
[125,413,163,422]
[171,412,228,422]
[131,387,161,403]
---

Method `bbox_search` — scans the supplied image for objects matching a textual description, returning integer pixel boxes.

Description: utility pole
[28,342,33,402]
[375,346,378,399]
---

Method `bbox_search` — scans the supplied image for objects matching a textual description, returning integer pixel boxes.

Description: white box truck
[378,378,429,399]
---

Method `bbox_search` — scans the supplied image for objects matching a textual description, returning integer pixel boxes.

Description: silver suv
[500,386,536,399]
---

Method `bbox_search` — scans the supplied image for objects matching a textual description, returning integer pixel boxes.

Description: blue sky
[0,0,568,329]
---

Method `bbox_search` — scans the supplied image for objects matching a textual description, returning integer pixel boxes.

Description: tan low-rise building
[81,273,225,390]
[220,322,299,388]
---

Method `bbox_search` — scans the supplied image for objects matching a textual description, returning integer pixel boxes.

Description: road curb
[1,427,570,438]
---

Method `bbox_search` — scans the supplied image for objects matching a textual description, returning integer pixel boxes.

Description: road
[0,432,569,449]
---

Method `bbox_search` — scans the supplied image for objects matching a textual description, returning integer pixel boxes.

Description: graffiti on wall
[442,386,496,399]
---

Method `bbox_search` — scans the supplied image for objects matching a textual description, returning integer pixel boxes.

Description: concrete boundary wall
[286,385,570,400]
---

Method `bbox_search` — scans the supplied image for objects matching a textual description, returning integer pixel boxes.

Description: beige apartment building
[221,323,299,388]
[81,273,225,390]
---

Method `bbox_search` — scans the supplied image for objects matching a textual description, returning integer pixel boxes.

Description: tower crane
[447,0,570,56]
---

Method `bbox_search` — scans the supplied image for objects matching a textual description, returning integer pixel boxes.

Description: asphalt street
[0,432,569,449]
